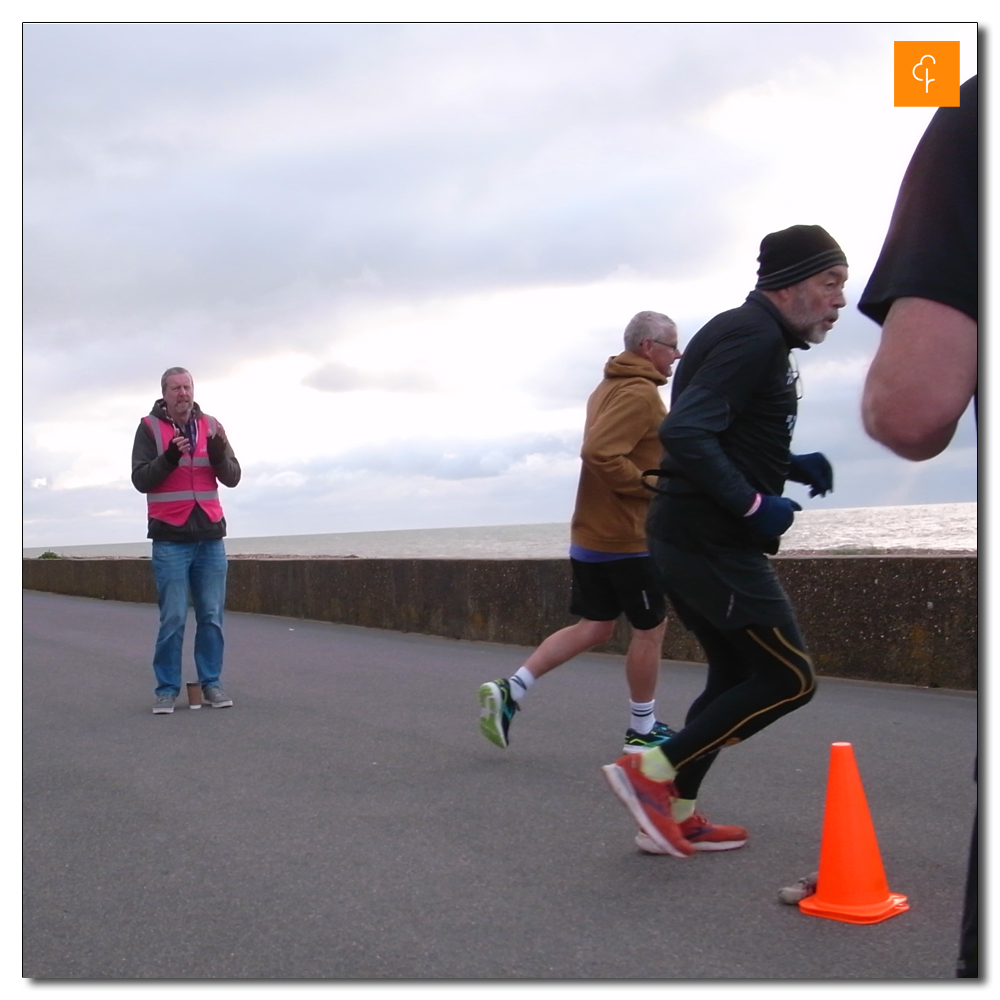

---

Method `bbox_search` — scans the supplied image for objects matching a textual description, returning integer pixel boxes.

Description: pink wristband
[744,493,762,517]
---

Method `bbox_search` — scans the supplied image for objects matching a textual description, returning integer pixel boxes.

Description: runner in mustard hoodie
[478,311,681,754]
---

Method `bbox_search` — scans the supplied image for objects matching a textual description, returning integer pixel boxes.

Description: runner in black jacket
[600,225,848,858]
[647,290,807,558]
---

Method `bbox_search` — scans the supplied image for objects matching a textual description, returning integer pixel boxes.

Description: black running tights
[661,599,817,802]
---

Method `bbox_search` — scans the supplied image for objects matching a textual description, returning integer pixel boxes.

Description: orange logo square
[894,41,961,107]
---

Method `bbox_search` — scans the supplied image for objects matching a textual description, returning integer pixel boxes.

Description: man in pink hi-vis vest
[131,367,241,715]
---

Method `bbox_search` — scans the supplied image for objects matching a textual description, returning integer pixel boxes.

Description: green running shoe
[623,720,677,754]
[478,678,519,748]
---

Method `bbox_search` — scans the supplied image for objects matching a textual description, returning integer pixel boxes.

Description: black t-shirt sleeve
[858,75,978,325]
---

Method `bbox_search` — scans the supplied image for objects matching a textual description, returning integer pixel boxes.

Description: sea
[23,502,977,559]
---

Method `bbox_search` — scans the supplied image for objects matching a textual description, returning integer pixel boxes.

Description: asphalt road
[22,590,977,980]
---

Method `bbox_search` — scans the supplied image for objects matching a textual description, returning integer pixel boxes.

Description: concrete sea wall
[23,555,978,690]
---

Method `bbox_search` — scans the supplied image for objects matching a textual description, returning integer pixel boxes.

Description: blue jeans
[151,539,228,696]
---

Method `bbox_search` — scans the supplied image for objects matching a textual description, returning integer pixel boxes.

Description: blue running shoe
[623,720,677,754]
[478,678,519,748]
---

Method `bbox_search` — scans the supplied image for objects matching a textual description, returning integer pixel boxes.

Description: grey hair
[160,367,192,394]
[623,311,676,352]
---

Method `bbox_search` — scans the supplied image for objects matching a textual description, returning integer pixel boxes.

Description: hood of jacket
[149,399,205,426]
[601,350,668,385]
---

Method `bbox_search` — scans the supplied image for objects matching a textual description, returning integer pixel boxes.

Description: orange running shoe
[636,813,748,853]
[601,753,694,858]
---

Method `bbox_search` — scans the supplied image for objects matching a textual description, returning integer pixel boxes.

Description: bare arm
[862,297,977,461]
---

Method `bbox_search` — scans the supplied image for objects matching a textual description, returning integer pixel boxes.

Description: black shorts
[569,556,667,631]
[648,536,798,631]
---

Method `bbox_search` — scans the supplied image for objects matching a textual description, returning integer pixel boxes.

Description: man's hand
[207,426,229,465]
[164,435,191,464]
[788,452,833,498]
[744,494,802,541]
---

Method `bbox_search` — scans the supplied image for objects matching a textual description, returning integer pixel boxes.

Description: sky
[22,18,981,549]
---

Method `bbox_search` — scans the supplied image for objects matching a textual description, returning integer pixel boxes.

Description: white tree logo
[912,54,936,94]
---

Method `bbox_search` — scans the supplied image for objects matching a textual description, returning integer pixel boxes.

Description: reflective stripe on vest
[143,415,224,526]
[148,490,221,503]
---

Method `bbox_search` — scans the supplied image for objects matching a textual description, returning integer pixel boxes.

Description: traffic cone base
[799,890,909,925]
[798,742,908,925]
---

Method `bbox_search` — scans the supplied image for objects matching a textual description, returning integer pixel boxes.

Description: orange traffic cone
[799,742,909,925]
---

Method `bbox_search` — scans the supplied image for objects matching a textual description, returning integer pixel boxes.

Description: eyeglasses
[651,339,681,353]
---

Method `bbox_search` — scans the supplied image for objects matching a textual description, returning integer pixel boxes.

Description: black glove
[788,452,833,498]
[207,432,228,465]
[744,494,802,541]
[163,439,183,465]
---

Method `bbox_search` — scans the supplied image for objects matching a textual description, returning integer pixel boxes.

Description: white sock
[629,699,656,734]
[508,666,535,703]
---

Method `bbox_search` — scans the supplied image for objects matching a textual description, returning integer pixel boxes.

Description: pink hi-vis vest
[143,414,224,526]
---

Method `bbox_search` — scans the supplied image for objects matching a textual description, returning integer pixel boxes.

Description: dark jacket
[131,400,241,542]
[646,291,807,553]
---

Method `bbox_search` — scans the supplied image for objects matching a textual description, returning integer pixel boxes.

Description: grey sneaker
[202,685,234,708]
[153,694,176,715]
[778,871,819,905]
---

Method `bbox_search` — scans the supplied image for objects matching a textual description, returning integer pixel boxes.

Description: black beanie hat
[755,225,847,290]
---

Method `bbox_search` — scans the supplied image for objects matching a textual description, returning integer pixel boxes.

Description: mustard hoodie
[570,350,668,553]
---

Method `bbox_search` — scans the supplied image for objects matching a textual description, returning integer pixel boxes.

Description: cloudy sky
[22,20,980,549]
